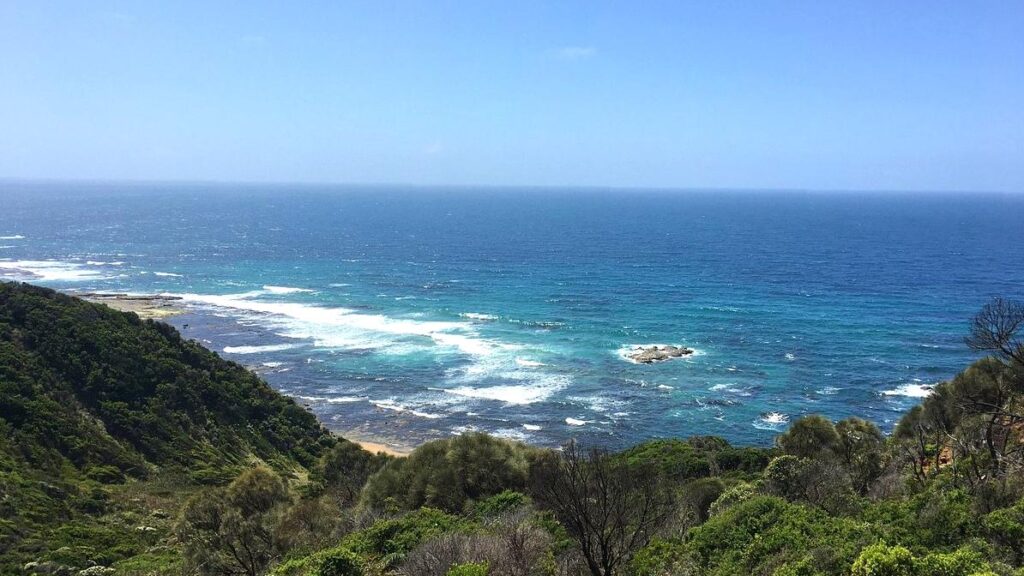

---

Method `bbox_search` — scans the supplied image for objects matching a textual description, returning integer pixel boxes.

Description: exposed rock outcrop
[626,345,693,364]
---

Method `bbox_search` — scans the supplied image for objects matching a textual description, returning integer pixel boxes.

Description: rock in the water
[627,345,693,364]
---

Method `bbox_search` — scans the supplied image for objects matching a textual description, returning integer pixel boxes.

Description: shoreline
[77,292,186,320]
[347,437,411,457]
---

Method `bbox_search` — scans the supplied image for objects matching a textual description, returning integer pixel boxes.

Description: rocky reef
[625,344,694,364]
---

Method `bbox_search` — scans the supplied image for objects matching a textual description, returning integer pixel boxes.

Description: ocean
[2,181,1022,449]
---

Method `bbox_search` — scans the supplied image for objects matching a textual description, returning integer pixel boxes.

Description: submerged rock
[627,345,693,364]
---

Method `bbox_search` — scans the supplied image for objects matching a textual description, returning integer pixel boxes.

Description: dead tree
[531,441,674,576]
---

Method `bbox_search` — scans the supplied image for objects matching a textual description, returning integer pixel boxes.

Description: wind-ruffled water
[2,182,1022,448]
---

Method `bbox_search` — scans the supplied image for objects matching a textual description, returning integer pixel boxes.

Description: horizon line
[0,176,1021,196]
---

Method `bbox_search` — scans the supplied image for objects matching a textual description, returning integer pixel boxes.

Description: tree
[314,439,390,505]
[361,433,536,513]
[531,441,673,576]
[777,415,841,460]
[966,296,1024,366]
[982,498,1024,565]
[835,417,886,494]
[177,467,291,576]
[849,543,915,576]
[947,357,1023,477]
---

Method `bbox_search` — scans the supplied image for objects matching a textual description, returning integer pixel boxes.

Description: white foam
[372,399,443,419]
[515,357,546,367]
[173,290,571,403]
[565,417,588,426]
[460,312,498,321]
[223,343,301,354]
[0,235,25,240]
[86,260,125,266]
[882,383,934,398]
[0,260,108,281]
[172,291,480,354]
[657,384,674,390]
[753,412,790,430]
[296,395,364,404]
[153,272,183,277]
[263,285,315,294]
[492,428,530,441]
[261,361,285,368]
[523,424,542,431]
[784,353,796,361]
[439,377,566,405]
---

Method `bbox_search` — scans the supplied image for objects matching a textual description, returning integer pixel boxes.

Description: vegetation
[3,282,1024,576]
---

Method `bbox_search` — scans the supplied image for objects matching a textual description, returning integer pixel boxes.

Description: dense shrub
[361,433,538,512]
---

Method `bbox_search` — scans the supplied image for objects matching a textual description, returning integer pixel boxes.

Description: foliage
[361,433,538,513]
[446,562,489,576]
[176,466,292,576]
[0,282,334,572]
[850,543,916,576]
[684,495,875,575]
[615,436,773,480]
[315,548,364,576]
[531,441,675,576]
[777,415,842,459]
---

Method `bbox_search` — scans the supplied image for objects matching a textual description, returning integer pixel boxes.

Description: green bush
[630,538,688,576]
[446,561,488,576]
[316,548,363,576]
[914,548,989,576]
[850,544,915,576]
[361,433,537,512]
[470,490,528,519]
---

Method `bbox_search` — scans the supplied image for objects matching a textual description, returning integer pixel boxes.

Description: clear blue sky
[2,2,1022,192]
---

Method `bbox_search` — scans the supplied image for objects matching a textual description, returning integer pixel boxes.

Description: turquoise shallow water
[2,182,1023,448]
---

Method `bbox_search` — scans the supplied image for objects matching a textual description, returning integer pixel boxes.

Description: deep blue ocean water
[2,181,1023,449]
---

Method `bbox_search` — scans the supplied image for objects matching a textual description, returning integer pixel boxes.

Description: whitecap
[261,361,285,368]
[882,383,934,398]
[296,395,364,404]
[515,357,546,367]
[438,377,565,405]
[0,235,25,240]
[784,353,796,361]
[492,428,530,441]
[0,259,108,281]
[753,412,789,430]
[172,291,478,354]
[460,312,498,321]
[523,424,542,431]
[153,271,183,277]
[657,384,674,390]
[565,417,588,426]
[263,285,315,294]
[372,399,443,419]
[223,343,301,354]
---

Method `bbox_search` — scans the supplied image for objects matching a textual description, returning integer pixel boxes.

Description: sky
[1,2,1023,192]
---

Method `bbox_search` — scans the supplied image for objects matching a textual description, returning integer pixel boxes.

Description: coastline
[78,292,186,320]
[74,290,416,457]
[347,437,411,457]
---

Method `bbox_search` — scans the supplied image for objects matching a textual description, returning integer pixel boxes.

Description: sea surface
[2,182,1023,449]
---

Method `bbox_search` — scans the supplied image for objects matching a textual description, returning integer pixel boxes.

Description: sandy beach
[351,439,410,457]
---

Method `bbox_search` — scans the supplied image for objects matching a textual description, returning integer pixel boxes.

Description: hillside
[0,282,336,573]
